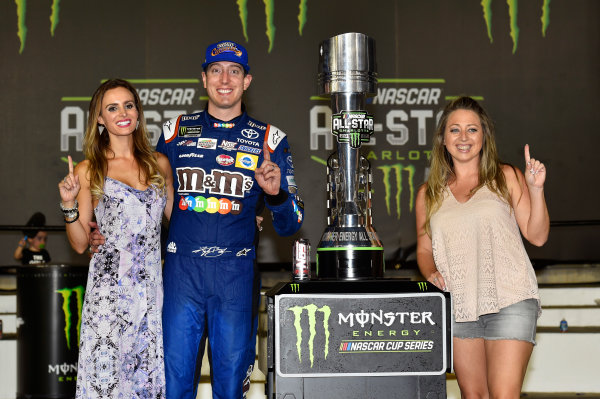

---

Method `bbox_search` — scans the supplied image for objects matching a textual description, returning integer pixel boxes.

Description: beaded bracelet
[60,200,78,213]
[64,210,80,224]
[63,210,78,220]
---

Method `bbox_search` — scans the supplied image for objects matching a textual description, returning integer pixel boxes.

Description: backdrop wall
[1,0,598,268]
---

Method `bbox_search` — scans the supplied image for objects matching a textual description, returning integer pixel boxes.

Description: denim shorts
[453,299,538,345]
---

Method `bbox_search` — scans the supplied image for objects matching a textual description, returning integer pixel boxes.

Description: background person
[58,79,173,398]
[13,212,51,265]
[415,96,549,398]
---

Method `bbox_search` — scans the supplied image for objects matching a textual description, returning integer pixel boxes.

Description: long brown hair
[83,79,165,199]
[424,96,513,234]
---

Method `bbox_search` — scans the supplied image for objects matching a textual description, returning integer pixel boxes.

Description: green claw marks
[236,0,309,52]
[480,0,551,53]
[15,0,27,54]
[50,0,60,37]
[14,0,62,53]
[541,0,551,37]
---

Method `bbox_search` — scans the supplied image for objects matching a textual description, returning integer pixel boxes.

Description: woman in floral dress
[58,79,173,398]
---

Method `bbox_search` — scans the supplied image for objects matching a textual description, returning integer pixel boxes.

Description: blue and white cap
[202,40,250,72]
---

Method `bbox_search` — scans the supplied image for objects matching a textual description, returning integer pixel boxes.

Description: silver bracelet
[64,210,80,224]
[63,209,79,220]
[60,200,78,213]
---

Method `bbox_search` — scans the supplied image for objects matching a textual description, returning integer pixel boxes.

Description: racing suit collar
[204,103,247,123]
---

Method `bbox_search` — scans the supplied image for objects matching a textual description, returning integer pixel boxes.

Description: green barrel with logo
[16,264,88,399]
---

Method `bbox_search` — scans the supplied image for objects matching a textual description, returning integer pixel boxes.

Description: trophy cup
[316,32,384,279]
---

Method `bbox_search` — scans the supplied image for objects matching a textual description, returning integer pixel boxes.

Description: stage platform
[1,264,600,398]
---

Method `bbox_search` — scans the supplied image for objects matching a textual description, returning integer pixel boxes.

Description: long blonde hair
[424,96,514,234]
[83,79,165,199]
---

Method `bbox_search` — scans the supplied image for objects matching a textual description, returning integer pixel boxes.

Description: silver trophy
[316,32,384,279]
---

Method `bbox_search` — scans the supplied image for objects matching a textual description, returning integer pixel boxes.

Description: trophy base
[316,247,384,280]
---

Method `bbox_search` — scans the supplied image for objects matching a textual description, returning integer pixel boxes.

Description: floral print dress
[76,177,166,399]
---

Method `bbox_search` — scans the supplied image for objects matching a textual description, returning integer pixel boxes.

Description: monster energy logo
[55,286,85,350]
[378,163,416,220]
[12,1,551,54]
[290,283,300,293]
[287,304,331,367]
[481,0,552,54]
[12,0,309,54]
[418,282,427,291]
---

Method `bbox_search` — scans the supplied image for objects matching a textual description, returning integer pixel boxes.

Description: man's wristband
[265,189,288,206]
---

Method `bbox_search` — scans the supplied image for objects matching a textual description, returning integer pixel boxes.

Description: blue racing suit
[156,109,303,399]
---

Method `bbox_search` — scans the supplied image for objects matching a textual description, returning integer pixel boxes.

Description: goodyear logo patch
[235,152,258,171]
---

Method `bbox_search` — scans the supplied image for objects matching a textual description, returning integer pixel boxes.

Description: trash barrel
[17,264,88,399]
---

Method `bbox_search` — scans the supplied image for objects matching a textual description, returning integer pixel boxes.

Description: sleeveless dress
[76,177,166,399]
[430,185,540,322]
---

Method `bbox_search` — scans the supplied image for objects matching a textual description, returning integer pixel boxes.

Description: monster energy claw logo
[55,286,85,350]
[290,283,300,293]
[13,1,552,54]
[418,282,427,291]
[287,304,331,367]
[378,163,416,220]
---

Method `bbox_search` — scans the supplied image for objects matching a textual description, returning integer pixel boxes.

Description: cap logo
[211,42,242,58]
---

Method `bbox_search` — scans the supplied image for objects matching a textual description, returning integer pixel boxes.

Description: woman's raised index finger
[524,144,531,163]
[68,155,74,175]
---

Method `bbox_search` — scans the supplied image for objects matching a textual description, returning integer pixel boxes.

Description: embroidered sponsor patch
[179,195,243,215]
[197,138,217,149]
[235,152,258,171]
[247,120,266,130]
[192,246,231,257]
[238,145,262,155]
[181,114,201,122]
[177,139,197,147]
[178,153,204,159]
[219,140,238,151]
[175,167,254,197]
[214,122,235,128]
[286,176,296,186]
[216,154,234,166]
[236,248,252,256]
[266,125,287,152]
[163,118,177,142]
[241,129,259,139]
[179,125,203,137]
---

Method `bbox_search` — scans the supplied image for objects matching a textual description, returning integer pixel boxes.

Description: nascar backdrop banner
[0,0,598,265]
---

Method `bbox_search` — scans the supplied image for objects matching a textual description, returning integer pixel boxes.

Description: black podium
[263,280,451,399]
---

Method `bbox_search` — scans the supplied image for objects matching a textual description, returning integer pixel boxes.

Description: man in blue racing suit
[157,40,303,398]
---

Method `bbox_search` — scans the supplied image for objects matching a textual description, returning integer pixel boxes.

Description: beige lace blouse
[430,185,540,322]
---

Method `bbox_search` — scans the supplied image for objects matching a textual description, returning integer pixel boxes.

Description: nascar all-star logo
[331,111,374,149]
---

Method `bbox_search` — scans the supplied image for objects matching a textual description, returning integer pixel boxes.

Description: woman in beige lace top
[416,96,549,398]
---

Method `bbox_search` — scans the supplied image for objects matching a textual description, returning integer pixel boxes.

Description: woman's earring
[98,125,105,135]
[136,121,140,130]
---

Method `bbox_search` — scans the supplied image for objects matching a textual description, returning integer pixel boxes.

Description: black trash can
[17,264,88,399]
